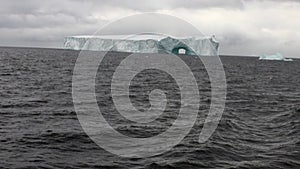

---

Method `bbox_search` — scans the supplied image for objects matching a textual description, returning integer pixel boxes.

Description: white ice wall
[64,35,219,56]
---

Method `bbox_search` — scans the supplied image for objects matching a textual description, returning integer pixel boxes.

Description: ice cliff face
[64,35,219,56]
[259,53,293,61]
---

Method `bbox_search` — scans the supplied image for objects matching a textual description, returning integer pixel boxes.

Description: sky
[0,0,299,57]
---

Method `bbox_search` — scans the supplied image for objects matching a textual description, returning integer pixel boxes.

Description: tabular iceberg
[259,53,293,61]
[64,35,219,56]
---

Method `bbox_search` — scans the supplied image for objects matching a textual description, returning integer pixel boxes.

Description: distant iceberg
[64,34,219,56]
[259,53,293,61]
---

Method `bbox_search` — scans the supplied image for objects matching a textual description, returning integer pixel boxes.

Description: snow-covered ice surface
[259,53,293,61]
[64,35,219,56]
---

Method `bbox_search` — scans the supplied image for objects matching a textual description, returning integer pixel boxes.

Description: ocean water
[0,47,299,169]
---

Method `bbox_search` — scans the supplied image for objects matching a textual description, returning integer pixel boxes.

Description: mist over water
[0,47,299,168]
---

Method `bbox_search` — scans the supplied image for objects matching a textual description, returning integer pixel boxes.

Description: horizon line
[0,45,299,59]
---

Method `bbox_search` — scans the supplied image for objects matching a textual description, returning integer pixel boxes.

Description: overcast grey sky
[0,0,299,57]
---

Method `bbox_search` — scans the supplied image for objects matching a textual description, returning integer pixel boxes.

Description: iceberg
[64,34,219,56]
[259,53,293,61]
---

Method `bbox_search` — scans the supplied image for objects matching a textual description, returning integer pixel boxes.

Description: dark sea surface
[0,47,299,169]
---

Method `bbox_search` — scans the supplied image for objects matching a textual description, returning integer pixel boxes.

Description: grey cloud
[244,0,300,2]
[0,0,245,15]
[0,13,78,28]
[0,0,244,29]
[92,0,244,10]
[0,0,107,30]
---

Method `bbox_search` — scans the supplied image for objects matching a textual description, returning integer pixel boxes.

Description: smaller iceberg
[259,53,293,61]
